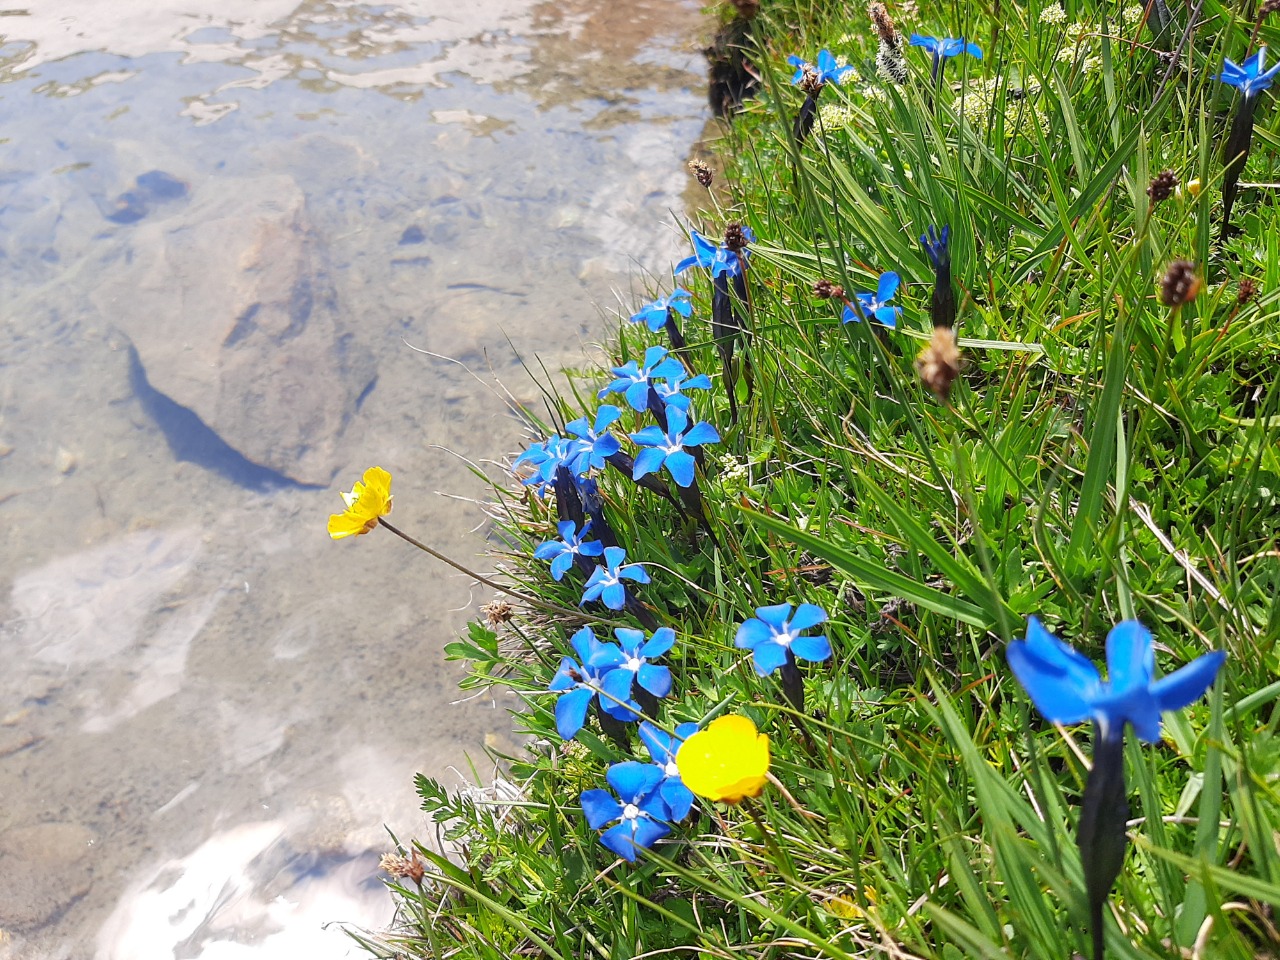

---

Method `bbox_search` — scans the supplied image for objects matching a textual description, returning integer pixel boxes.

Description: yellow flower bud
[675,715,770,803]
[1186,177,1201,198]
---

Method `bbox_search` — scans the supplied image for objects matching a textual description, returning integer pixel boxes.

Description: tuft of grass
[348,0,1280,957]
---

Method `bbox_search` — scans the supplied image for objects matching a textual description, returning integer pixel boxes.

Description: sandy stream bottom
[0,1,710,955]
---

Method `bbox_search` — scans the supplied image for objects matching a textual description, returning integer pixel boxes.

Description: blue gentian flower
[533,519,604,581]
[653,371,713,413]
[675,228,754,279]
[735,603,831,676]
[580,761,671,862]
[1216,47,1280,99]
[630,289,694,332]
[638,720,699,821]
[581,546,651,610]
[611,627,676,701]
[565,405,623,473]
[920,224,951,270]
[909,34,983,61]
[548,626,637,739]
[1006,616,1227,743]
[787,49,855,86]
[630,406,721,488]
[599,346,686,412]
[514,435,587,492]
[842,271,902,327]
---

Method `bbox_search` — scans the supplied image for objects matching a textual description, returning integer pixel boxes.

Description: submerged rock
[93,175,375,486]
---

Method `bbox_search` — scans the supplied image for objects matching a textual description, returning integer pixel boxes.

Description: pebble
[54,447,77,475]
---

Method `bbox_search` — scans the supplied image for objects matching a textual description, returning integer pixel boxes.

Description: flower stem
[377,518,584,618]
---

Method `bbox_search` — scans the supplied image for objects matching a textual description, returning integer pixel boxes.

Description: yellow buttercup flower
[328,466,393,540]
[675,715,770,803]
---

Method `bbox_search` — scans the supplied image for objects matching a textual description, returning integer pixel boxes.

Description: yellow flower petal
[328,466,393,540]
[676,715,770,803]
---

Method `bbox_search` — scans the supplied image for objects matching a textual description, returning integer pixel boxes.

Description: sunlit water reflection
[0,2,707,955]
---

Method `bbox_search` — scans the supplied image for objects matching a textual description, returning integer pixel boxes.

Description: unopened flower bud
[687,159,714,187]
[1160,260,1200,306]
[1237,277,1257,305]
[868,2,900,45]
[915,326,961,401]
[1184,177,1202,197]
[1147,170,1178,203]
[813,278,845,299]
[1260,0,1279,19]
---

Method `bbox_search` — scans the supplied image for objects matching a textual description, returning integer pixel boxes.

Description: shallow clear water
[0,2,707,955]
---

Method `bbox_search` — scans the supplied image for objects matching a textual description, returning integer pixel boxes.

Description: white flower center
[664,762,679,778]
[625,656,643,672]
[622,803,640,820]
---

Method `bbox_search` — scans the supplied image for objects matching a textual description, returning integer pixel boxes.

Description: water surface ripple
[0,2,706,955]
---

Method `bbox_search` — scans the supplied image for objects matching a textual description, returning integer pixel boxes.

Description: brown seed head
[869,2,901,45]
[1160,260,1200,306]
[724,222,750,252]
[687,159,714,188]
[380,851,426,884]
[1260,0,1280,18]
[915,326,962,401]
[813,278,846,299]
[799,67,825,96]
[482,599,513,628]
[1146,170,1179,203]
[1237,277,1258,305]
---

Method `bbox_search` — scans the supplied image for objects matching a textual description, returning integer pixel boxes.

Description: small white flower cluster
[1038,5,1068,25]
[959,77,1047,135]
[818,101,859,131]
[1120,4,1145,27]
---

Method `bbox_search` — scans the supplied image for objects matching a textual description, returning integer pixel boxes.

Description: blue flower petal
[619,564,650,584]
[632,446,667,481]
[755,603,794,630]
[637,663,672,698]
[1023,617,1101,690]
[752,640,790,676]
[549,657,581,691]
[641,627,676,659]
[624,381,651,412]
[614,628,645,657]
[841,303,861,324]
[550,552,574,581]
[580,789,622,830]
[682,422,721,447]
[659,779,695,821]
[534,539,564,561]
[909,33,939,52]
[1151,650,1226,713]
[790,633,832,663]
[874,305,900,327]
[788,603,828,632]
[735,618,773,649]
[638,722,672,763]
[570,626,597,664]
[555,687,595,739]
[665,450,697,488]
[1006,641,1093,725]
[579,539,604,558]
[599,822,643,861]
[601,581,627,610]
[1105,620,1155,695]
[965,40,983,60]
[877,271,901,302]
[608,761,664,802]
[599,662,635,705]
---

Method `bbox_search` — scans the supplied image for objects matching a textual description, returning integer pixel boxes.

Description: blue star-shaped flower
[909,34,983,61]
[599,346,686,412]
[675,228,754,279]
[1006,617,1227,743]
[565,405,623,473]
[630,406,721,488]
[735,603,831,676]
[1216,47,1280,99]
[652,371,713,413]
[638,720,699,821]
[533,519,604,581]
[513,435,587,493]
[548,626,637,739]
[842,271,902,327]
[787,49,855,86]
[581,546,651,610]
[629,288,694,332]
[610,627,676,703]
[580,761,671,862]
